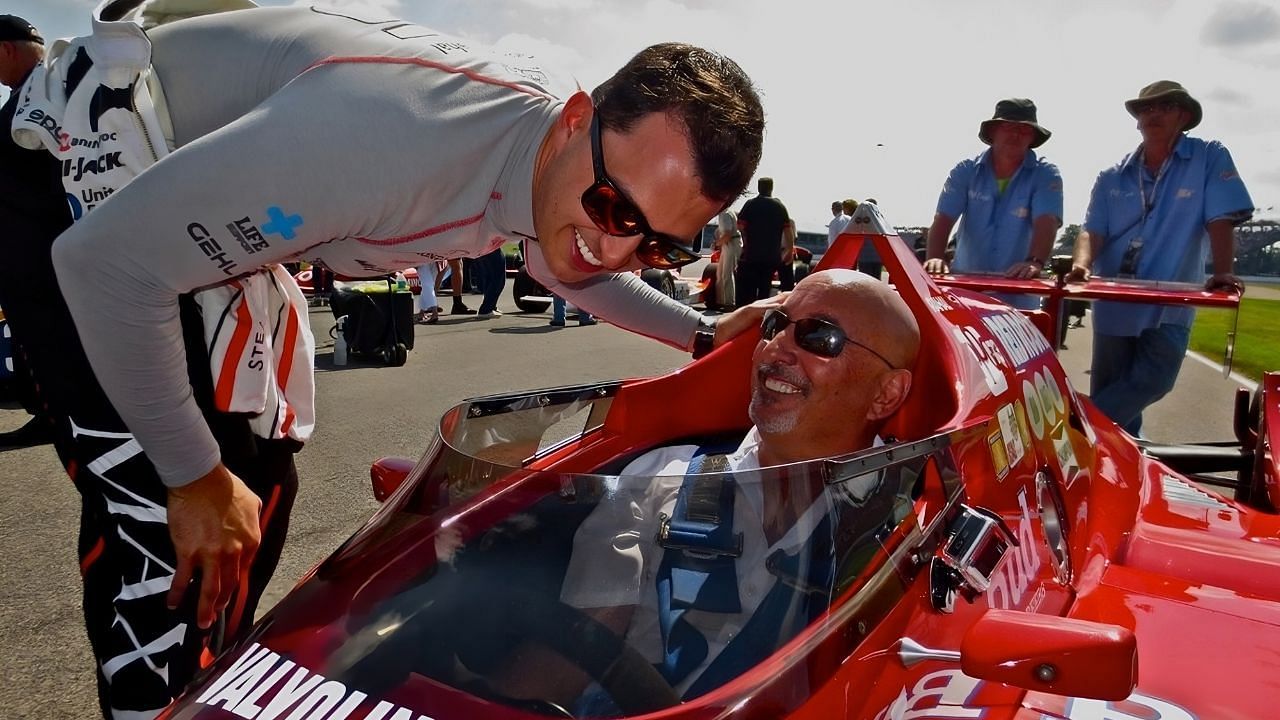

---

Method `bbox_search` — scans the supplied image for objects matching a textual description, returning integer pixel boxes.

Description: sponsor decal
[988,429,1010,481]
[1013,207,1029,218]
[431,41,469,54]
[61,151,126,182]
[188,222,238,276]
[996,403,1026,470]
[248,330,268,372]
[1062,693,1197,720]
[980,312,1052,369]
[22,107,70,150]
[228,217,271,255]
[1176,188,1194,199]
[1221,169,1239,181]
[68,419,188,692]
[985,488,1042,610]
[1051,423,1080,482]
[196,643,437,720]
[503,64,550,85]
[926,294,954,312]
[261,206,305,241]
[953,325,1009,397]
[68,130,119,150]
[874,669,984,719]
[1013,402,1032,450]
[65,187,117,220]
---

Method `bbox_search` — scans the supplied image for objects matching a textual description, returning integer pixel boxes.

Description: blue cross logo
[262,206,304,240]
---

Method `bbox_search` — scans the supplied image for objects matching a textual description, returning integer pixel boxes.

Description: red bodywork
[164,229,1280,720]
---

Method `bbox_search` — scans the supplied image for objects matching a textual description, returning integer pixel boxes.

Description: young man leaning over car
[491,269,920,709]
[24,6,770,714]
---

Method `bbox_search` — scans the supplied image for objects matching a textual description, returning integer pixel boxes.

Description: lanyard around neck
[1137,148,1173,221]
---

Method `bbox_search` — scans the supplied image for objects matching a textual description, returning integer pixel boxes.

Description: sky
[8,0,1280,234]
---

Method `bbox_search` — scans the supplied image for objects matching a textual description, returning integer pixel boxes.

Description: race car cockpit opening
[192,386,968,720]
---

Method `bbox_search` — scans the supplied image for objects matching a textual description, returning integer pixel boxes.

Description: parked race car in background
[164,204,1278,720]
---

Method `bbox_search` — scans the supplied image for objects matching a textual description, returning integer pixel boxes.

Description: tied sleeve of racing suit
[523,240,703,350]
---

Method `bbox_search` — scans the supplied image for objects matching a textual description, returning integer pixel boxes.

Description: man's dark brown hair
[593,43,764,207]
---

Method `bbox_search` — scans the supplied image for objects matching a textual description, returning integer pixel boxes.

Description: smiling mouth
[574,228,603,267]
[763,377,801,394]
[759,367,805,396]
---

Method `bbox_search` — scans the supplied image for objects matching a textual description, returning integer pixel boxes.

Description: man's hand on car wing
[165,462,262,629]
[1205,272,1245,293]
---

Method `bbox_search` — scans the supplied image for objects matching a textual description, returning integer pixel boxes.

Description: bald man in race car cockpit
[493,269,921,708]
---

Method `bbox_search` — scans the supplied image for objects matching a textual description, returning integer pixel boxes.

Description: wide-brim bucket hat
[978,98,1051,148]
[1124,80,1202,131]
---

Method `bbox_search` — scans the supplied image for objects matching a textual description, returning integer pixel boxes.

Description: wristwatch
[691,316,717,359]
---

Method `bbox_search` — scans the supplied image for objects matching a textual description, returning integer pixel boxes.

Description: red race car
[162,217,1279,720]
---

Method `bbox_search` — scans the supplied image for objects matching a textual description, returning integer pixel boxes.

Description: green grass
[1190,294,1280,381]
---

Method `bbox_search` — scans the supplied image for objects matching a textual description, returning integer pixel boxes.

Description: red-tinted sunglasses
[761,308,895,368]
[580,113,701,270]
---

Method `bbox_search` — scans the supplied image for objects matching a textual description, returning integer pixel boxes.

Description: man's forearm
[1206,219,1236,275]
[1028,215,1060,264]
[926,213,955,260]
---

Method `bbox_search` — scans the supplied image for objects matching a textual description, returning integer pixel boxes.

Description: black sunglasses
[580,113,701,270]
[760,308,895,367]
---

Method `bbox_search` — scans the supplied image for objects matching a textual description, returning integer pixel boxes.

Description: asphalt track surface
[0,284,1261,718]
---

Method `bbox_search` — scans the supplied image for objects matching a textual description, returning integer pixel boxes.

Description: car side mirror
[370,456,416,502]
[961,610,1137,701]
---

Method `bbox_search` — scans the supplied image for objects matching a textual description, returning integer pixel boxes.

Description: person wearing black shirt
[734,177,792,307]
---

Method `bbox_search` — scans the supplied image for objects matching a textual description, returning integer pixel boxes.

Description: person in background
[713,208,741,311]
[443,258,476,315]
[475,247,508,319]
[778,217,797,292]
[416,260,441,324]
[735,177,791,307]
[826,199,849,250]
[1069,80,1252,436]
[550,294,597,326]
[924,98,1063,310]
[0,15,59,454]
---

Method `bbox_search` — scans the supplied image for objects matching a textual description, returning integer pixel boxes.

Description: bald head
[813,269,920,369]
[749,269,920,465]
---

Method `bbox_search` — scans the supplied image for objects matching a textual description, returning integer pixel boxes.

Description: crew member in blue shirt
[1070,81,1252,436]
[924,98,1063,310]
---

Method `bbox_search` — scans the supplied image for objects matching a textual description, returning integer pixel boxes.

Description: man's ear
[559,91,593,136]
[866,369,913,422]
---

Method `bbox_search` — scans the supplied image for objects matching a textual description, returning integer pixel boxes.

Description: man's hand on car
[165,462,262,629]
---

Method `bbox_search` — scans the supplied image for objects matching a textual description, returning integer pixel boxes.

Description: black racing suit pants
[0,209,299,718]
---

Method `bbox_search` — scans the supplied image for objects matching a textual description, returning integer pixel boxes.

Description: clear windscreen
[180,384,958,719]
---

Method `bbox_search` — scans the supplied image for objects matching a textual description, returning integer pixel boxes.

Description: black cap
[0,15,43,45]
